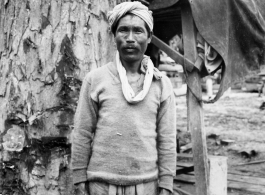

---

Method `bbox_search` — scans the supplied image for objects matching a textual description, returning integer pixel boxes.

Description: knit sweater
[71,61,176,192]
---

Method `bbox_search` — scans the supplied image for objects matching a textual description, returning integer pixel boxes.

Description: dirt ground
[175,88,265,195]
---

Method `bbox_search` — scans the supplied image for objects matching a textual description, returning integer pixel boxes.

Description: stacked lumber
[175,154,265,194]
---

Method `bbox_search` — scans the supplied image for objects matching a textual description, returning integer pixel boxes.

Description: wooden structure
[175,154,265,194]
[147,0,226,194]
[146,0,265,192]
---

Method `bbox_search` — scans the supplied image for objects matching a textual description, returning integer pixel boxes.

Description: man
[71,2,176,195]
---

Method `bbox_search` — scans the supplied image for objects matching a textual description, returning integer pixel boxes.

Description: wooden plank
[236,160,265,166]
[175,174,195,183]
[174,181,196,195]
[173,185,194,195]
[228,169,265,178]
[228,173,265,186]
[208,156,227,195]
[176,170,265,187]
[177,161,193,167]
[151,35,194,70]
[181,2,209,195]
[177,161,194,174]
[175,174,265,194]
[176,169,265,187]
[177,160,265,187]
[177,153,193,159]
[177,158,265,178]
[228,181,265,194]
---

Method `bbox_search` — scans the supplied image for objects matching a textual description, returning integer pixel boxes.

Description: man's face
[115,14,152,64]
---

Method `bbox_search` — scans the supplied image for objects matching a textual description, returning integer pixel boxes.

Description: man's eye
[135,28,143,33]
[118,28,127,32]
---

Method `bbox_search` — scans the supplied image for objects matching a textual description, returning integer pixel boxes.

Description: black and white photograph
[1,0,265,195]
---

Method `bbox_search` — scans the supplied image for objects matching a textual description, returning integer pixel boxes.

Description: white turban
[107,2,153,34]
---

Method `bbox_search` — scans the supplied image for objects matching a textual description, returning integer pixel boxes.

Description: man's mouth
[124,46,137,52]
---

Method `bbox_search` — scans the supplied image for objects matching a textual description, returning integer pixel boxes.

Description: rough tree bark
[0,0,128,194]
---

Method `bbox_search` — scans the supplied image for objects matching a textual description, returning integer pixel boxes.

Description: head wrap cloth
[107,2,153,34]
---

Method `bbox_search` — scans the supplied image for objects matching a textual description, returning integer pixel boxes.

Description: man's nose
[126,31,135,43]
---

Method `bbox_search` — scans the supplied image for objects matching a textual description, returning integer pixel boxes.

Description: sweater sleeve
[157,92,177,193]
[71,75,98,184]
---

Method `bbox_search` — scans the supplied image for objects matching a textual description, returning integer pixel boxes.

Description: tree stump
[0,0,125,194]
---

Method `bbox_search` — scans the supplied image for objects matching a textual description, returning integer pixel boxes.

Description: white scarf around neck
[116,52,154,104]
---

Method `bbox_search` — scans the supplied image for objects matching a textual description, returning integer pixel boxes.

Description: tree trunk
[0,0,128,194]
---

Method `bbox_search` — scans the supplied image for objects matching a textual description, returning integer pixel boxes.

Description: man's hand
[159,188,171,195]
[75,182,89,195]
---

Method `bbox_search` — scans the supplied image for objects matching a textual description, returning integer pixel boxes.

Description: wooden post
[208,156,227,195]
[181,2,210,195]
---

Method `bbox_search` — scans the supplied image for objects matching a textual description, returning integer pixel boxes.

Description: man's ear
[148,31,153,44]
